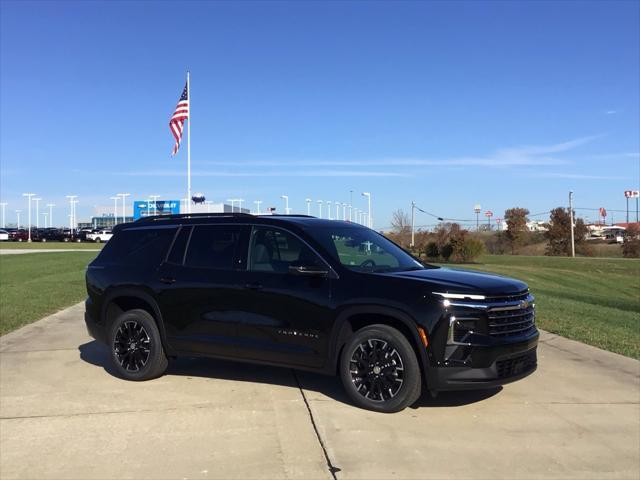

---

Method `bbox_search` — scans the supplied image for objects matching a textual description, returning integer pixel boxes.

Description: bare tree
[390,209,411,246]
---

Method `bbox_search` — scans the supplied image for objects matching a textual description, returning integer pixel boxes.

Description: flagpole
[187,71,191,213]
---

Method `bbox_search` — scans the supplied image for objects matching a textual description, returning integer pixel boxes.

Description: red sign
[599,207,607,218]
[484,211,493,217]
[624,190,640,198]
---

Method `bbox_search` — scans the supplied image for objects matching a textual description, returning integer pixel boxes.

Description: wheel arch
[328,306,431,381]
[101,287,172,354]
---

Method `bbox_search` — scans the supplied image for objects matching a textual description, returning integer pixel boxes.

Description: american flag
[169,83,189,155]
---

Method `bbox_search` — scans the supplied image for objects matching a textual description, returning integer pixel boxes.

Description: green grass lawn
[0,242,103,250]
[444,255,640,359]
[0,252,99,335]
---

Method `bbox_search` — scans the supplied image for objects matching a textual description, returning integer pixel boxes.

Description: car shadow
[79,340,501,409]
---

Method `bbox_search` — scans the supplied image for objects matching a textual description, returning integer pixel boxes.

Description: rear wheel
[95,238,101,243]
[340,324,422,413]
[108,309,168,381]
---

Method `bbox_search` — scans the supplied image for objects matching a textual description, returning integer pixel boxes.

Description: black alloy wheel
[113,320,151,372]
[340,324,422,413]
[349,339,404,402]
[109,309,168,381]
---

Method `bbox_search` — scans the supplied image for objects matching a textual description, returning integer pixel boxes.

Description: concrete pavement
[1,303,638,479]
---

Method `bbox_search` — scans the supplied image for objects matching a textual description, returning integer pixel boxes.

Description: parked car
[60,229,82,242]
[85,213,538,413]
[9,229,29,242]
[86,229,113,243]
[0,229,8,241]
[76,228,96,242]
[39,228,68,242]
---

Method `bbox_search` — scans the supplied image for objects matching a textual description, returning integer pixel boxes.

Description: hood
[383,267,528,296]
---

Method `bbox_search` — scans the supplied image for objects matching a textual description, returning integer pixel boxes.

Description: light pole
[149,195,160,215]
[342,203,347,221]
[354,208,359,224]
[33,197,42,229]
[317,200,323,219]
[336,201,340,220]
[410,201,416,248]
[15,210,21,229]
[254,200,262,215]
[237,199,245,212]
[0,203,6,228]
[46,204,55,228]
[362,192,371,228]
[327,201,332,220]
[109,197,119,226]
[349,204,353,222]
[71,200,79,230]
[226,199,236,212]
[305,198,312,216]
[22,193,36,241]
[280,195,290,215]
[569,191,575,258]
[474,204,481,231]
[117,193,130,223]
[42,212,48,228]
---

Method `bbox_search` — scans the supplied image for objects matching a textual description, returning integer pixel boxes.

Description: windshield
[306,225,427,273]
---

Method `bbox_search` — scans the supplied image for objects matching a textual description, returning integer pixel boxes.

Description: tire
[76,238,81,243]
[41,238,47,243]
[108,309,168,381]
[63,238,69,243]
[340,324,422,413]
[95,238,101,243]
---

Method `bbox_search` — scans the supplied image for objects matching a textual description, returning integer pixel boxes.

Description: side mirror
[288,265,329,277]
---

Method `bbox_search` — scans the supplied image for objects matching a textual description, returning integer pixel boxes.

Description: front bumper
[430,332,539,391]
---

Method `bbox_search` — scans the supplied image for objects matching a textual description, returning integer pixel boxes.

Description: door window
[184,225,243,270]
[249,227,322,273]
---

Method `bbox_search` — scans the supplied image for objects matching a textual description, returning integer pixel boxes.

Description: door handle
[244,282,263,291]
[159,277,176,284]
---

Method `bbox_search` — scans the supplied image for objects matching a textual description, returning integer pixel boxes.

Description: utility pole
[0,203,7,228]
[46,204,55,228]
[22,193,36,241]
[305,198,312,216]
[410,201,416,248]
[474,204,481,231]
[569,191,575,258]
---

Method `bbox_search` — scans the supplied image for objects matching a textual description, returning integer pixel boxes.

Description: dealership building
[78,199,249,229]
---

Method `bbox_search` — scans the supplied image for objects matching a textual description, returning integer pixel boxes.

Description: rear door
[156,224,251,357]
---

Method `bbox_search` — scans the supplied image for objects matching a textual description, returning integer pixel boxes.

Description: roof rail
[258,214,316,218]
[135,212,253,223]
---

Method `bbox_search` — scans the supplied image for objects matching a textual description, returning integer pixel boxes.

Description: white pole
[110,197,119,226]
[227,199,235,212]
[281,195,289,214]
[362,192,371,228]
[349,205,352,222]
[327,201,332,220]
[16,210,21,229]
[47,204,55,228]
[33,198,42,229]
[117,193,130,223]
[317,200,323,218]
[254,200,262,214]
[22,193,36,241]
[42,212,48,228]
[65,195,77,233]
[336,202,340,220]
[150,195,160,215]
[186,71,191,213]
[0,203,6,228]
[238,199,244,212]
[342,203,347,221]
[71,200,79,230]
[305,198,312,215]
[569,191,575,258]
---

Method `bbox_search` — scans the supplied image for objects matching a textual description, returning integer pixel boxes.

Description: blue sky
[1,0,639,229]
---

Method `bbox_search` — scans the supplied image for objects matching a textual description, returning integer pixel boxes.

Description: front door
[232,226,335,368]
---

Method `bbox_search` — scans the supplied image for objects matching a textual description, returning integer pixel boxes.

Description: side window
[184,225,242,270]
[96,227,177,267]
[166,226,192,265]
[249,227,322,273]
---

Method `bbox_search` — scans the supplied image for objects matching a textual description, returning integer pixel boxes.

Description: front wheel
[340,324,422,413]
[108,309,168,381]
[94,238,101,243]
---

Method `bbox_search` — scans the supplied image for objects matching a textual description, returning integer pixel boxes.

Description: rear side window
[184,225,242,270]
[166,226,192,265]
[97,227,177,267]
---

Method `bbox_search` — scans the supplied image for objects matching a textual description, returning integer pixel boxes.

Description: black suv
[85,213,538,412]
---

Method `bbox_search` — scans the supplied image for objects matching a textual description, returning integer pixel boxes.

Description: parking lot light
[0,203,7,228]
[317,200,323,219]
[46,204,55,228]
[22,193,36,241]
[117,193,130,223]
[15,210,21,229]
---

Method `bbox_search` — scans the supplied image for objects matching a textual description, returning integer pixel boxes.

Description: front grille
[496,351,537,378]
[488,306,536,338]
